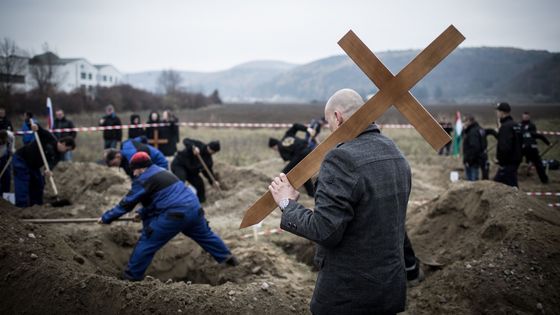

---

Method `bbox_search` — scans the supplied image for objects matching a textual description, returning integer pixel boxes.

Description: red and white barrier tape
[14,121,560,136]
[526,192,560,196]
[540,131,560,136]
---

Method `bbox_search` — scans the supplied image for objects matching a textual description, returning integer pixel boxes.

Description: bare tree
[29,43,60,96]
[157,69,183,95]
[0,37,28,102]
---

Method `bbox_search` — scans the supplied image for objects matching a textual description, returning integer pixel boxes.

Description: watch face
[280,199,289,209]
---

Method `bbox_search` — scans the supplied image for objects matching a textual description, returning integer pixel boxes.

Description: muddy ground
[1,156,559,314]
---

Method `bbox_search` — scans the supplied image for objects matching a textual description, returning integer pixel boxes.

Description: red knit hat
[130,151,152,170]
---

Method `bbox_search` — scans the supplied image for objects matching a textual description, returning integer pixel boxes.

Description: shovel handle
[33,131,59,196]
[196,153,222,193]
[0,155,12,179]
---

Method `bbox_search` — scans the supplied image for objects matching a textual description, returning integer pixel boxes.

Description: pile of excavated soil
[0,199,315,314]
[2,157,560,314]
[15,162,131,220]
[406,180,560,314]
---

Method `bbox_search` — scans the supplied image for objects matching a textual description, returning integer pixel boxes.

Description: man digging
[98,152,238,281]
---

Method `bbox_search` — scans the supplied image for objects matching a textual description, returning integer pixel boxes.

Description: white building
[0,52,122,93]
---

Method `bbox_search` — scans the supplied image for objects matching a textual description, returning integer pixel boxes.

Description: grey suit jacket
[281,125,411,315]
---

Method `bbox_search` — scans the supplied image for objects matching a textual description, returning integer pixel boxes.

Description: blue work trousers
[13,154,44,208]
[123,208,232,281]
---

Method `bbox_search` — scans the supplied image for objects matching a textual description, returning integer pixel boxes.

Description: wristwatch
[279,198,290,211]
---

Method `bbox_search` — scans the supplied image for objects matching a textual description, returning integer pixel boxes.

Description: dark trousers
[104,139,118,149]
[124,208,232,281]
[480,157,490,180]
[404,232,419,280]
[172,162,207,203]
[283,156,315,197]
[524,148,548,183]
[494,164,519,188]
[0,154,11,194]
[464,164,480,181]
[13,154,45,208]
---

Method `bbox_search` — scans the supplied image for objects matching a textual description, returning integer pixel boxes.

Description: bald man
[269,89,412,314]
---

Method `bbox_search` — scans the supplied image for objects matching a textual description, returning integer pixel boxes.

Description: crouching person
[98,152,238,281]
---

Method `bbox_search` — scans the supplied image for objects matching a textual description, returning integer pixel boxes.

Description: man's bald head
[324,88,364,132]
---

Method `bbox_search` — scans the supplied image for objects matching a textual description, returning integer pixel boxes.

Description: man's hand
[193,146,200,156]
[44,170,52,177]
[97,217,106,224]
[31,123,39,132]
[269,173,299,207]
[133,213,141,222]
[213,181,221,189]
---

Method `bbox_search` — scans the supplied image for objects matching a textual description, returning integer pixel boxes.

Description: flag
[46,97,54,130]
[452,111,462,157]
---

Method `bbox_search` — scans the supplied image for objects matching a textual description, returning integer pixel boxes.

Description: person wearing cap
[13,123,75,207]
[520,112,550,184]
[98,152,238,281]
[269,123,315,197]
[488,102,523,187]
[105,136,168,178]
[171,138,221,203]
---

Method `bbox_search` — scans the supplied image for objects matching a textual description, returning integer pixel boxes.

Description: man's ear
[335,111,344,127]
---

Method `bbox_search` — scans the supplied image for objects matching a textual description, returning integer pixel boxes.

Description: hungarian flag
[452,111,462,157]
[46,97,54,130]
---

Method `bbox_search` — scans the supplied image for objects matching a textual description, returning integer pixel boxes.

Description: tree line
[0,37,222,115]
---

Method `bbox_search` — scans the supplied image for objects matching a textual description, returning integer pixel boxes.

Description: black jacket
[53,117,77,139]
[462,122,487,165]
[158,117,180,156]
[0,117,13,131]
[520,120,550,150]
[15,125,61,170]
[278,123,311,163]
[496,116,523,165]
[99,114,122,141]
[128,115,145,139]
[173,138,216,184]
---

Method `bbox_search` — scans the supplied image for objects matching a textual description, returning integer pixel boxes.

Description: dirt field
[2,104,560,314]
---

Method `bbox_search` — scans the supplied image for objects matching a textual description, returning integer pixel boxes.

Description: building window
[81,72,86,79]
[103,75,107,82]
[88,73,92,80]
[109,76,113,82]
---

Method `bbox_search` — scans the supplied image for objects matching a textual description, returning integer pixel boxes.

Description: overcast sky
[1,0,558,73]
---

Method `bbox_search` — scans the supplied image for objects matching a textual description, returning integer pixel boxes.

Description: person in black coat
[99,105,122,149]
[53,110,77,161]
[462,115,487,181]
[0,108,13,132]
[520,112,550,184]
[158,110,180,157]
[488,102,523,187]
[13,123,75,207]
[171,138,221,203]
[269,123,315,197]
[128,114,145,139]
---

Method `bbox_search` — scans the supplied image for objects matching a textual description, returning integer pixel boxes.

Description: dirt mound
[406,180,560,314]
[14,162,130,220]
[0,200,315,314]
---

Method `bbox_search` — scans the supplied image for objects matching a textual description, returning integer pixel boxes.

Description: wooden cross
[148,129,168,149]
[240,25,465,228]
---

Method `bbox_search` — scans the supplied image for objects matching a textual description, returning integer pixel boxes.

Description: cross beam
[148,129,168,149]
[240,25,465,229]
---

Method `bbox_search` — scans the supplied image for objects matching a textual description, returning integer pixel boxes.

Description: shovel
[33,130,71,207]
[0,155,12,179]
[196,153,223,195]
[22,217,136,224]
